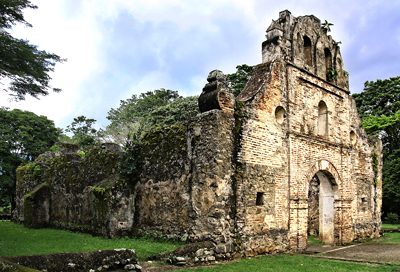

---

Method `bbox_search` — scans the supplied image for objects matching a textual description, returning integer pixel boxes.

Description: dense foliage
[64,115,102,148]
[105,89,199,145]
[0,107,59,209]
[0,0,65,100]
[353,76,400,119]
[353,76,400,217]
[226,64,253,97]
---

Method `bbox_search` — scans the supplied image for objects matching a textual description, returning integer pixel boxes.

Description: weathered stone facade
[14,10,382,259]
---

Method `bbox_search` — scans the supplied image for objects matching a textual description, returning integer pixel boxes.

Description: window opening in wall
[304,36,312,66]
[324,48,332,80]
[318,101,328,136]
[350,131,356,145]
[275,106,286,124]
[256,192,264,206]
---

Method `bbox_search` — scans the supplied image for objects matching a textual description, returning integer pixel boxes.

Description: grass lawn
[175,254,400,272]
[382,222,400,229]
[379,232,400,243]
[1,221,400,272]
[0,220,183,260]
[307,235,325,245]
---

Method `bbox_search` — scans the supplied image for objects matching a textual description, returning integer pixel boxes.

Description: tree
[353,76,400,217]
[0,107,59,210]
[148,96,199,128]
[352,76,400,120]
[64,116,102,148]
[107,88,181,126]
[105,89,183,144]
[361,111,400,215]
[0,0,65,100]
[361,111,400,154]
[226,64,253,97]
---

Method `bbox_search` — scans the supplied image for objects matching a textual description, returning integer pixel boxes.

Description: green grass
[379,232,400,243]
[0,221,183,260]
[175,254,400,272]
[382,222,400,229]
[307,235,325,245]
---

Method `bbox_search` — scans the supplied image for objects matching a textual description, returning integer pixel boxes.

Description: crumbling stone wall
[14,143,134,237]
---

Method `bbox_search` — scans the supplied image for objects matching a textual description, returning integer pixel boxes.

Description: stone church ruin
[14,10,382,258]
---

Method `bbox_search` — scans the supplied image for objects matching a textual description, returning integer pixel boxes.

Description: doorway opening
[307,170,337,245]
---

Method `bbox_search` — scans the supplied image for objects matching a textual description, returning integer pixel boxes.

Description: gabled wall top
[262,10,349,90]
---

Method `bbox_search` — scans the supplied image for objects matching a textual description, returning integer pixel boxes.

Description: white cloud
[1,0,399,129]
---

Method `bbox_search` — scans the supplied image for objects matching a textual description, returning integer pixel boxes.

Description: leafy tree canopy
[0,0,65,100]
[226,64,253,97]
[0,107,59,209]
[354,76,400,217]
[362,110,400,154]
[107,89,181,126]
[352,76,400,119]
[64,116,102,148]
[105,89,199,145]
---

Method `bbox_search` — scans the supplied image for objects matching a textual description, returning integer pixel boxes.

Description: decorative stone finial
[198,70,234,115]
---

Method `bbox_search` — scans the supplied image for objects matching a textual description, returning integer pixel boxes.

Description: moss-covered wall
[23,182,50,228]
[133,110,236,255]
[15,144,131,237]
[46,146,120,232]
[15,162,48,222]
[134,124,191,235]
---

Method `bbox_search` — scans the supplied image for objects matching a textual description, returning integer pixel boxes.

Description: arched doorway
[306,161,339,245]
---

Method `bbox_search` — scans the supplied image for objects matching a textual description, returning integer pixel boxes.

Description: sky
[1,0,400,130]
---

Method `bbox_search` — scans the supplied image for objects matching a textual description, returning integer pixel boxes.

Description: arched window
[318,101,328,136]
[350,131,356,145]
[304,36,312,66]
[275,106,286,124]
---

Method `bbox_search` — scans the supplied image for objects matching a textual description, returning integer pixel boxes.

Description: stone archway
[306,160,340,245]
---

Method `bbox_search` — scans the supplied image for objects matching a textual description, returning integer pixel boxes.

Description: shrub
[386,212,399,224]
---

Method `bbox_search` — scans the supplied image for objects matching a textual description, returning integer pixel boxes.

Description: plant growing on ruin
[326,68,338,81]
[118,132,143,185]
[321,20,334,32]
[50,145,60,153]
[78,150,85,159]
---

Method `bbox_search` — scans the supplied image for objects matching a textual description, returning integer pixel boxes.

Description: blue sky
[1,0,400,130]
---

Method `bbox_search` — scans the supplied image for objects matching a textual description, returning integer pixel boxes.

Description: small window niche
[350,130,356,145]
[318,101,328,136]
[303,35,312,66]
[275,106,286,124]
[256,192,264,206]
